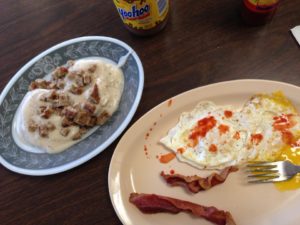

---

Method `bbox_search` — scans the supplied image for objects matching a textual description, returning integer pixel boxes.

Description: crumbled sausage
[89,84,100,104]
[68,70,89,88]
[29,79,53,91]
[82,102,96,113]
[52,66,68,80]
[73,110,96,127]
[61,117,74,127]
[45,92,71,108]
[96,111,110,125]
[40,90,58,102]
[60,127,70,137]
[49,90,59,100]
[62,106,78,119]
[83,74,92,85]
[28,120,38,132]
[40,106,54,119]
[57,93,71,107]
[40,90,60,102]
[29,81,39,91]
[38,126,49,137]
[69,84,83,95]
[38,122,56,138]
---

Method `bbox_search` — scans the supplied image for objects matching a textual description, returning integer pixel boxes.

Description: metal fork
[246,161,300,183]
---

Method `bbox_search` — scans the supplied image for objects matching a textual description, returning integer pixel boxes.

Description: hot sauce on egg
[273,114,297,145]
[218,124,229,135]
[251,133,263,145]
[189,116,217,146]
[177,148,185,154]
[273,114,296,131]
[224,110,233,118]
[209,144,218,153]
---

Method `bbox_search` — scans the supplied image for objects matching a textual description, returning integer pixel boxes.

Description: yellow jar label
[113,0,169,30]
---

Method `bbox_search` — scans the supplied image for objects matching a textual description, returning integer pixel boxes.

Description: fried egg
[160,92,300,170]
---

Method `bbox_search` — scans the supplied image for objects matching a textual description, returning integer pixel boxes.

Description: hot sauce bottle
[241,0,279,25]
[113,0,169,36]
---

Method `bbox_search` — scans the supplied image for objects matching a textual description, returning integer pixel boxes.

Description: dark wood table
[1,1,300,224]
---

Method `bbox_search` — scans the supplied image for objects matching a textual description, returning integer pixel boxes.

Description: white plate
[0,36,144,175]
[109,80,300,225]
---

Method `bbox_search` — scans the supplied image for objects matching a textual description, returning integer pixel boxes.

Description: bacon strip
[161,166,238,193]
[129,193,236,225]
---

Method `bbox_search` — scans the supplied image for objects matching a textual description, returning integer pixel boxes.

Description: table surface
[1,1,300,224]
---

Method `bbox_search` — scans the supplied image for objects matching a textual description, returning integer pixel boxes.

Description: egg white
[160,93,300,170]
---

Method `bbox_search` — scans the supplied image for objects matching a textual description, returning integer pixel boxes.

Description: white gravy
[12,58,124,153]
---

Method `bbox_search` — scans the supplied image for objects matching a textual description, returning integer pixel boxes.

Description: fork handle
[292,164,300,174]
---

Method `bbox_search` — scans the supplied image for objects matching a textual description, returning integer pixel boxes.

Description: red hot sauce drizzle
[281,131,294,145]
[159,152,176,164]
[189,116,217,147]
[177,147,185,154]
[251,133,263,145]
[144,145,150,158]
[273,114,295,131]
[209,144,218,153]
[218,124,229,135]
[144,121,158,140]
[224,110,233,118]
[273,114,297,145]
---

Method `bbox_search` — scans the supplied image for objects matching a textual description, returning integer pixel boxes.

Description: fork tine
[246,164,277,169]
[248,173,278,178]
[246,161,278,167]
[248,176,291,183]
[246,168,278,173]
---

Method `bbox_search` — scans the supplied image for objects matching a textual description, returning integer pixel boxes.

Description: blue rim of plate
[0,36,144,176]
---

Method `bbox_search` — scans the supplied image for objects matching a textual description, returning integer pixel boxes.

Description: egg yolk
[262,91,300,191]
[262,91,297,113]
[275,145,300,191]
